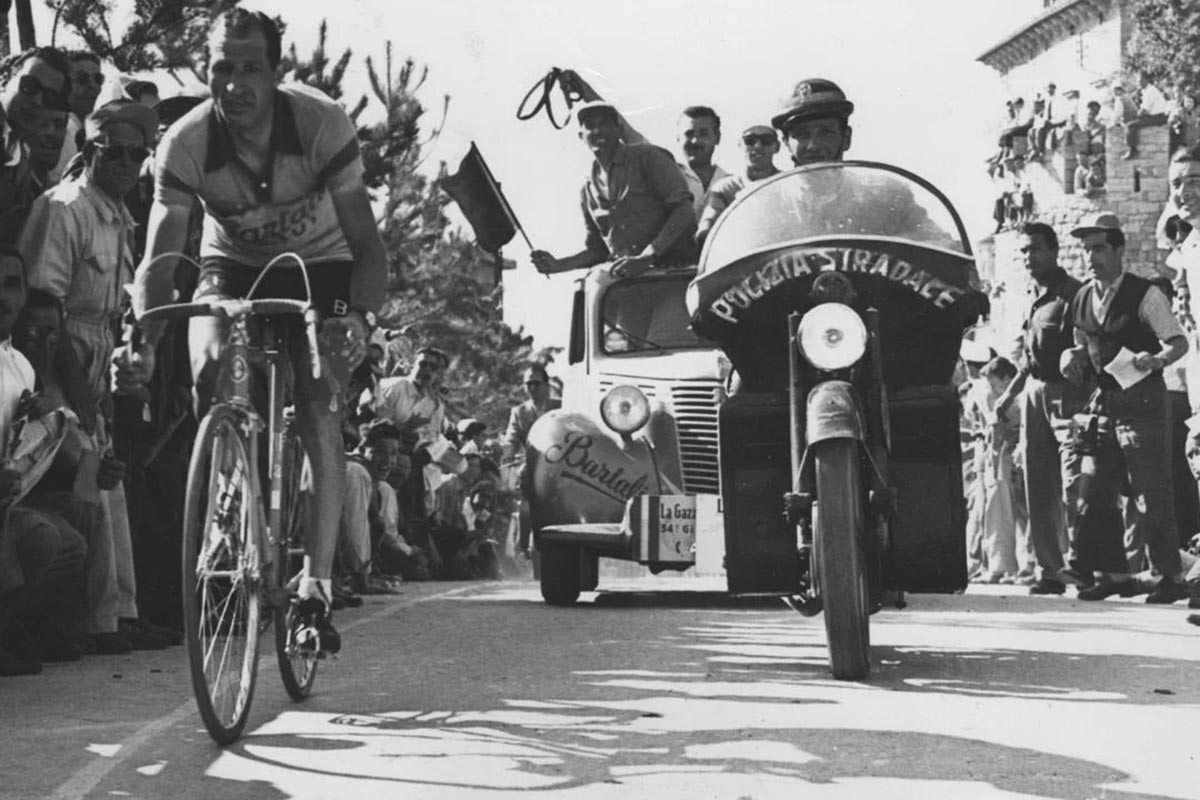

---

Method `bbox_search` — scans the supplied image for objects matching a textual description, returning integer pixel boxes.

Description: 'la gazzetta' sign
[707,246,968,324]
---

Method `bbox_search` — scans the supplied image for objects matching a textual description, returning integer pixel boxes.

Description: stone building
[975,0,1172,349]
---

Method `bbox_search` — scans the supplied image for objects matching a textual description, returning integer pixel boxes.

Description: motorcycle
[687,161,988,679]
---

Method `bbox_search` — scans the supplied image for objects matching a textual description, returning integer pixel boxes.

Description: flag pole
[470,141,534,251]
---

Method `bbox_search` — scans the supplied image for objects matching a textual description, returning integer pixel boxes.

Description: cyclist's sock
[298,577,334,610]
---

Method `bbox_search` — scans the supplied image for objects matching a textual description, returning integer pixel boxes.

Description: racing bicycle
[140,252,327,744]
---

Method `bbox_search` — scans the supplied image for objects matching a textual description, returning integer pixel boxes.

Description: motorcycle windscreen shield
[687,162,985,392]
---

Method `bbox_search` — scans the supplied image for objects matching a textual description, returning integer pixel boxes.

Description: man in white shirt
[1122,77,1171,159]
[676,106,729,218]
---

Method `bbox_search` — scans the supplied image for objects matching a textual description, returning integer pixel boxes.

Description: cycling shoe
[294,596,341,655]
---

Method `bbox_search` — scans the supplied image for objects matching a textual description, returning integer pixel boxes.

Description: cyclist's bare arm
[331,183,387,315]
[131,199,193,348]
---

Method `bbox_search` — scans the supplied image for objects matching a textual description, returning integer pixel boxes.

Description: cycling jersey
[155,83,365,267]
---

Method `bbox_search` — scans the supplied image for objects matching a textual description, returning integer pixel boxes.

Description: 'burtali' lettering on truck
[543,432,649,502]
[708,247,967,324]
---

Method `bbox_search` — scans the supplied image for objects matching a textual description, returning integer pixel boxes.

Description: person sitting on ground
[429,452,485,580]
[0,255,89,675]
[338,419,407,596]
[375,446,431,582]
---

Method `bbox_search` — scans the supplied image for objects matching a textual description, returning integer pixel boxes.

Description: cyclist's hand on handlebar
[320,314,369,374]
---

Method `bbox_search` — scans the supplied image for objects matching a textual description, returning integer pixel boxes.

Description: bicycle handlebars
[140,298,323,380]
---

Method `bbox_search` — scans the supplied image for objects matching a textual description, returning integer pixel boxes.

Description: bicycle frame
[216,314,297,599]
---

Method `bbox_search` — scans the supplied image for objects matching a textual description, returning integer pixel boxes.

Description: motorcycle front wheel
[812,439,871,680]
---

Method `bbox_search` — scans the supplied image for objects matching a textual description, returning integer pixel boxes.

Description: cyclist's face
[209,29,277,133]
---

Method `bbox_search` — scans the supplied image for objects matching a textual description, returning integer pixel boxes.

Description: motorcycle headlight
[600,385,651,435]
[796,302,868,371]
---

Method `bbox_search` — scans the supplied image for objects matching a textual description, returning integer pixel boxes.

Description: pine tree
[1127,0,1200,94]
[286,30,556,431]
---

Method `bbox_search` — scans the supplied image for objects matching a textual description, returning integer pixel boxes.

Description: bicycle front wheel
[183,405,263,745]
[275,431,318,700]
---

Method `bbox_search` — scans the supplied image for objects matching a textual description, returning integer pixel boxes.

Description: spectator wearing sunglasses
[14,100,165,652]
[502,364,560,557]
[0,47,72,242]
[51,51,104,184]
[696,124,781,247]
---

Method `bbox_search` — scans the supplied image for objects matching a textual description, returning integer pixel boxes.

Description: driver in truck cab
[530,100,697,280]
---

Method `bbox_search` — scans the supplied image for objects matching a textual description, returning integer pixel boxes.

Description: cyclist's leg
[187,260,252,418]
[289,262,358,652]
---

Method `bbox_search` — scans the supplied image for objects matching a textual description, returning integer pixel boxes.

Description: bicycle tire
[183,405,263,745]
[275,430,318,700]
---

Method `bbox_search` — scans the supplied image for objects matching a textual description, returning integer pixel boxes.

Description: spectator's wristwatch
[349,305,377,333]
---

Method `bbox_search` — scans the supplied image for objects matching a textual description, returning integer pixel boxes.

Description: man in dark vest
[993,222,1086,595]
[1060,212,1190,602]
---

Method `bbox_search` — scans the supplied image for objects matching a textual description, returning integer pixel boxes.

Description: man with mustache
[677,105,729,218]
[1060,212,1189,604]
[129,9,389,654]
[531,100,697,280]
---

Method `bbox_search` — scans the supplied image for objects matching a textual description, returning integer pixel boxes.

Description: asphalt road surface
[3,576,1199,800]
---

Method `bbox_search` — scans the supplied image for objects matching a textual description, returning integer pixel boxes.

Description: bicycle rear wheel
[183,406,263,745]
[275,430,319,699]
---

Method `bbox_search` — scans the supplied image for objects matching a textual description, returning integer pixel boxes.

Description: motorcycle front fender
[806,380,865,446]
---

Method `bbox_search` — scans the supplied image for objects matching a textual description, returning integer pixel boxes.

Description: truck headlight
[600,385,650,435]
[797,302,867,371]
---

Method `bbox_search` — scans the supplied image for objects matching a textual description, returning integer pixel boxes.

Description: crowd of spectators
[962,146,1200,628]
[986,77,1200,232]
[0,45,562,677]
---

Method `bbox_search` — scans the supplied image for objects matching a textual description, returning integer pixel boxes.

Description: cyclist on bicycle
[129,9,388,652]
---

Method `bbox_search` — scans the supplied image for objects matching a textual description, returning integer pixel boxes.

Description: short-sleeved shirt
[697,168,780,236]
[155,83,365,267]
[581,142,697,265]
[19,174,136,324]
[678,161,730,217]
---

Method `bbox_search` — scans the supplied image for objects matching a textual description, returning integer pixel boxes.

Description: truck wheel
[539,541,582,606]
[812,439,871,680]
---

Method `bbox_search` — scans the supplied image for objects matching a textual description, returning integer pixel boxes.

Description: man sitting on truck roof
[530,100,697,280]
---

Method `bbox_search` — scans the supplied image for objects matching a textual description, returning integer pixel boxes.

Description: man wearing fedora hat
[1060,211,1190,603]
[530,100,697,279]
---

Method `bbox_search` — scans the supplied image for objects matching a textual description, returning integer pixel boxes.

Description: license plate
[630,495,697,563]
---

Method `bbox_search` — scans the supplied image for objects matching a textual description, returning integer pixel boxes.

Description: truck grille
[671,381,722,494]
[597,378,722,494]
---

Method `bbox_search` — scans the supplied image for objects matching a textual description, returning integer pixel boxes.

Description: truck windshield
[601,274,710,354]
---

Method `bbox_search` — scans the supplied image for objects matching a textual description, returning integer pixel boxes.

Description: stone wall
[982,123,1171,351]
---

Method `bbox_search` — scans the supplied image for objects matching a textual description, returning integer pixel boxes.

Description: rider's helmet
[770,78,854,131]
